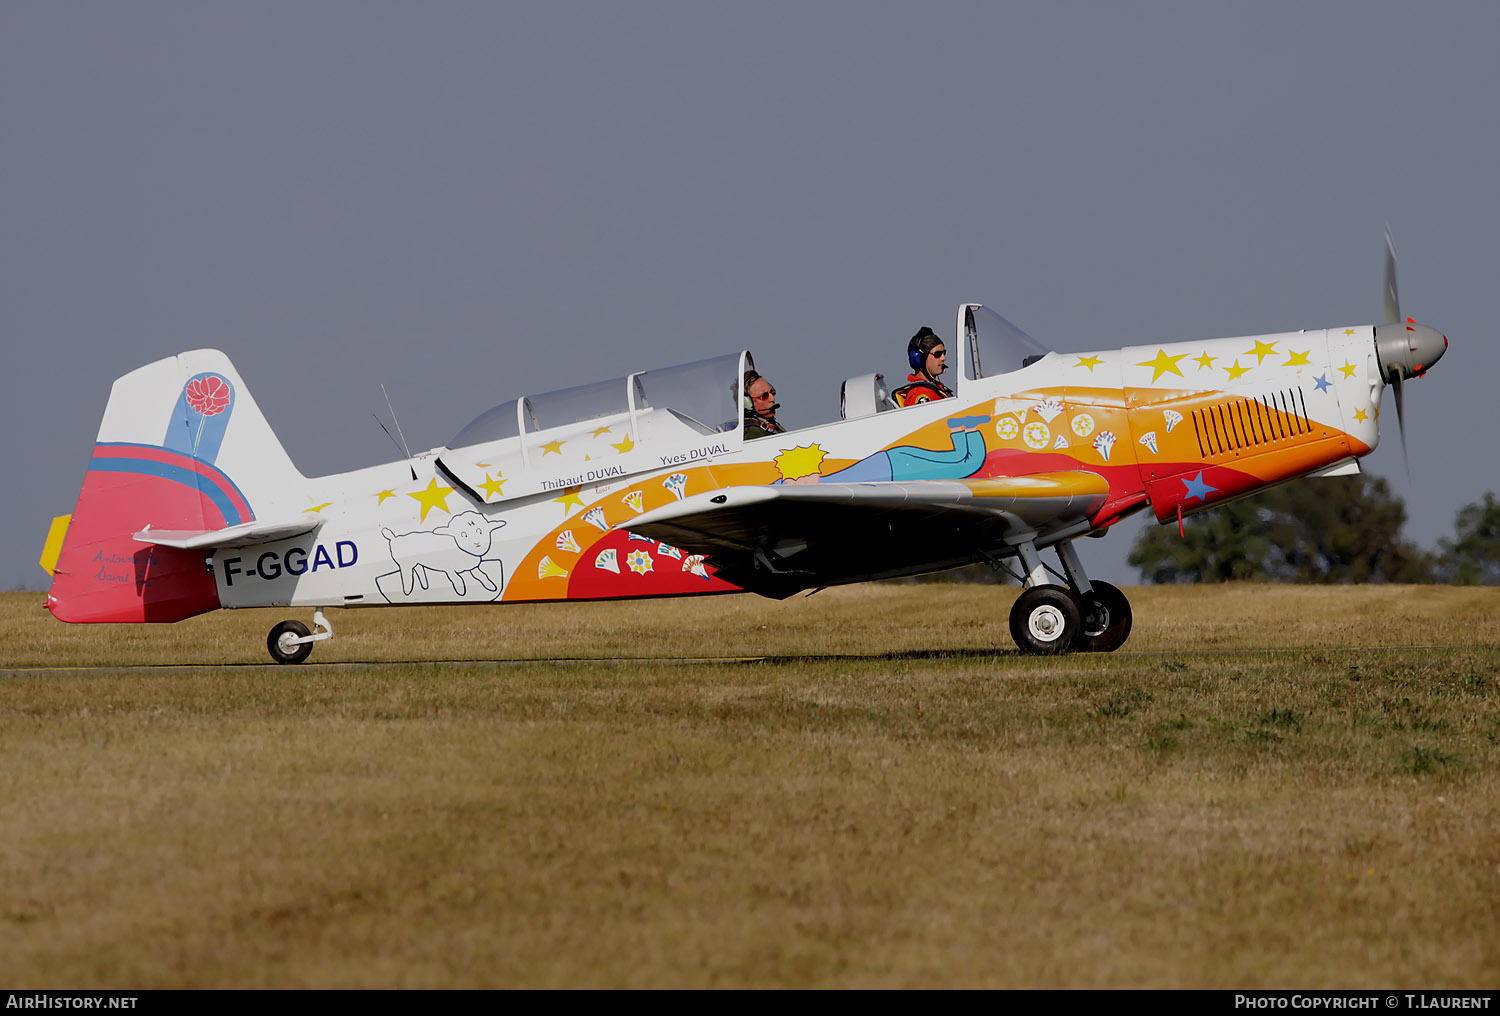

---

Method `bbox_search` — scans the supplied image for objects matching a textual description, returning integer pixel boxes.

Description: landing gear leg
[1004,539,1135,655]
[1057,540,1132,653]
[266,608,334,665]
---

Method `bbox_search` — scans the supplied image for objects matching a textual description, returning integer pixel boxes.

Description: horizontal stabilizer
[132,516,323,550]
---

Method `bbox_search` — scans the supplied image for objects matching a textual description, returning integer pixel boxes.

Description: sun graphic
[1023,421,1051,449]
[774,444,827,482]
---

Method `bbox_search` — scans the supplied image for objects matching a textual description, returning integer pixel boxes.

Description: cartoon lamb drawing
[381,511,506,597]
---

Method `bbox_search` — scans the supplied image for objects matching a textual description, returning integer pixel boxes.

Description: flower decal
[175,372,236,460]
[185,375,232,417]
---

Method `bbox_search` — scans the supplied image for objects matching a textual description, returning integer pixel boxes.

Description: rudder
[45,350,306,623]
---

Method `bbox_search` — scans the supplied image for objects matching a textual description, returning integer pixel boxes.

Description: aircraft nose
[1374,320,1448,382]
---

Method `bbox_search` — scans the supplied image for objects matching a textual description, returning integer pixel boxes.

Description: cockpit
[838,305,1056,418]
[440,351,751,504]
[438,305,1057,502]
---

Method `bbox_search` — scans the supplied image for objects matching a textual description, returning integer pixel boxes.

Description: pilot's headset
[908,327,942,374]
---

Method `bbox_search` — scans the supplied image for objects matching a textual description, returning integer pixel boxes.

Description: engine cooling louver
[1191,388,1309,458]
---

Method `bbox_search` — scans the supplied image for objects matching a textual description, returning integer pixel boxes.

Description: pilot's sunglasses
[753,389,776,400]
[930,349,947,357]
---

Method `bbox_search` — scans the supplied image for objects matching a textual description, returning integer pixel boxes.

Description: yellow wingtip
[39,514,71,576]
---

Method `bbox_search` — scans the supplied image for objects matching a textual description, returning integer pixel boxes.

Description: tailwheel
[267,619,314,665]
[1078,580,1133,653]
[1008,585,1083,655]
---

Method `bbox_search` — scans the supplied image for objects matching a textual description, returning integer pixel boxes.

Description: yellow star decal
[475,461,492,468]
[1194,352,1217,370]
[376,489,397,504]
[1135,349,1188,382]
[1344,328,1356,335]
[611,434,635,454]
[554,486,585,511]
[1353,408,1368,423]
[1285,349,1312,367]
[1075,355,1103,371]
[590,425,612,438]
[540,439,565,456]
[1224,360,1251,381]
[306,501,333,513]
[1244,340,1278,364]
[1339,360,1358,379]
[480,472,506,499]
[408,478,454,522]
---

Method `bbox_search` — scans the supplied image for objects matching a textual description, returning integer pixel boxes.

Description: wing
[623,471,1110,597]
[131,516,323,550]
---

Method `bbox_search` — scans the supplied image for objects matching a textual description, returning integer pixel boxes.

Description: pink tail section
[47,446,248,622]
[46,350,303,623]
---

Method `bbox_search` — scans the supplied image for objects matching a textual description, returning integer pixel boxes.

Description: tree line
[1128,479,1500,585]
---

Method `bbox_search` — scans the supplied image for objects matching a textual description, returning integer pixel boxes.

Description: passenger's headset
[743,371,760,412]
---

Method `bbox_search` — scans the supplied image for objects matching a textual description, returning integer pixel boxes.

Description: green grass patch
[3,585,1499,988]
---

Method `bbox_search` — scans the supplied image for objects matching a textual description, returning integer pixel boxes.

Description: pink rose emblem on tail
[180,372,234,459]
[185,375,232,416]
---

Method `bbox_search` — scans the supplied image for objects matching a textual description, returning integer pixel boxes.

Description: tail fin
[45,350,306,622]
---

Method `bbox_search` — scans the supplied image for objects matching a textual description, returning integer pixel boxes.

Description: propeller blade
[1383,228,1400,325]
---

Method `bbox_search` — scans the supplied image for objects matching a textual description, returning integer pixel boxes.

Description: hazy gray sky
[4,2,1496,591]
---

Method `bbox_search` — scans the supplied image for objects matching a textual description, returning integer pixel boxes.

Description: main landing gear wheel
[1009,586,1083,655]
[1078,580,1133,653]
[267,620,314,665]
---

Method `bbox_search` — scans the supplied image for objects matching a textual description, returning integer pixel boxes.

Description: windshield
[632,352,743,437]
[446,351,745,452]
[448,398,521,449]
[963,305,1053,381]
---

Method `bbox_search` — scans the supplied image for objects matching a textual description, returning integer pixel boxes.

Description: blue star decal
[1181,471,1218,503]
[1313,373,1332,393]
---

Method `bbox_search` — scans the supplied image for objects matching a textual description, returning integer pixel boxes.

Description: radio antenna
[380,384,418,480]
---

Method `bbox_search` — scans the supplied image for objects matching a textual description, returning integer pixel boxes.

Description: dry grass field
[2,583,1498,988]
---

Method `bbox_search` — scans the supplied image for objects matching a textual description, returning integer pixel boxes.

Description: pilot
[742,370,786,440]
[891,327,954,407]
